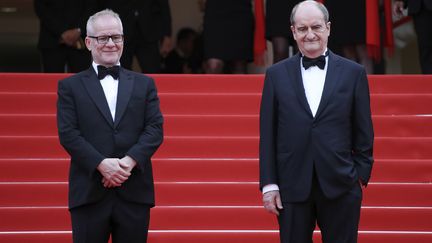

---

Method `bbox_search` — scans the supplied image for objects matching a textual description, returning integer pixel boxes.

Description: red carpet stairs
[0,74,431,242]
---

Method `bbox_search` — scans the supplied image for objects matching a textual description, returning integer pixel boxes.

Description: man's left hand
[119,156,137,173]
[263,191,283,216]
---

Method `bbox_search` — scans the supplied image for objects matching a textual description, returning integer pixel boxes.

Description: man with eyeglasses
[259,1,374,242]
[57,9,163,243]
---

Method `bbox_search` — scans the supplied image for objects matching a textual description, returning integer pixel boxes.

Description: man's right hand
[97,158,131,188]
[393,1,405,17]
[60,28,81,47]
[263,190,283,216]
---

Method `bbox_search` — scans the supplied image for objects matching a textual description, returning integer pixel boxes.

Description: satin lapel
[314,51,342,120]
[81,68,114,127]
[285,53,314,117]
[114,68,134,128]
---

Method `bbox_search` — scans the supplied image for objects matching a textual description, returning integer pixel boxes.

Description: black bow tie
[302,55,326,70]
[97,65,120,80]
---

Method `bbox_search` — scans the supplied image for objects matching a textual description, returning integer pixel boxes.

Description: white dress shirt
[92,62,119,121]
[262,50,329,194]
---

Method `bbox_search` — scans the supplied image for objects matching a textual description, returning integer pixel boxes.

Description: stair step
[1,158,430,183]
[373,115,432,137]
[1,136,432,159]
[0,230,431,243]
[0,114,260,137]
[2,74,432,94]
[0,206,430,231]
[2,114,432,137]
[0,73,65,92]
[0,74,264,93]
[2,93,432,115]
[0,183,431,207]
[367,74,432,93]
[371,94,432,115]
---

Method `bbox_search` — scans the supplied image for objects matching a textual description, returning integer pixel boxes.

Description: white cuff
[262,184,279,194]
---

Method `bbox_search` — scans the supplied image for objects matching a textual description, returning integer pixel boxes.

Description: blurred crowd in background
[31,0,432,74]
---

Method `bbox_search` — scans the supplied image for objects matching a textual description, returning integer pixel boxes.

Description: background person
[394,0,432,74]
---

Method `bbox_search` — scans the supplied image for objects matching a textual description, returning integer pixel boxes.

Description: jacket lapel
[81,68,114,127]
[285,53,314,117]
[314,51,342,119]
[114,68,134,128]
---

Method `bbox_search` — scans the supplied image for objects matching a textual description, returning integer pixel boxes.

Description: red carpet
[0,74,431,242]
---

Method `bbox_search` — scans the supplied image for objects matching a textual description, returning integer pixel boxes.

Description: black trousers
[70,191,151,243]
[413,8,432,74]
[278,174,362,243]
[40,46,90,73]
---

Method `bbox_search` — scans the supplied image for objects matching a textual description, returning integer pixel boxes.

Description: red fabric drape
[320,0,394,61]
[254,0,266,66]
[366,0,381,60]
[366,0,394,61]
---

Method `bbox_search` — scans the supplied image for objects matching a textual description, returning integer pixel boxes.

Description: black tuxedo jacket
[403,0,432,14]
[98,0,172,42]
[259,51,374,202]
[34,0,97,49]
[57,67,163,209]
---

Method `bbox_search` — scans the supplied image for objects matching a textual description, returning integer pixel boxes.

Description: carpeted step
[1,158,430,183]
[0,92,263,115]
[0,73,66,93]
[0,206,430,231]
[371,94,432,115]
[2,74,432,94]
[2,114,432,137]
[0,230,431,243]
[367,75,432,94]
[0,183,430,207]
[2,92,432,115]
[373,115,432,137]
[0,74,264,93]
[1,136,432,159]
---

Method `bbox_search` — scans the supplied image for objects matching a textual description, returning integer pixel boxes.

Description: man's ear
[85,37,92,51]
[290,25,297,40]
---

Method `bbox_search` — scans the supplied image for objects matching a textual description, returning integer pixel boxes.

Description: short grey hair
[290,0,329,25]
[86,9,123,36]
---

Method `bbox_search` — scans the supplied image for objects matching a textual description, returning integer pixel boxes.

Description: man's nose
[305,29,316,39]
[105,37,116,45]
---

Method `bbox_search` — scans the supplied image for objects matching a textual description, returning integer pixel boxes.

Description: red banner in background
[254,0,266,66]
[365,0,394,61]
[320,0,394,61]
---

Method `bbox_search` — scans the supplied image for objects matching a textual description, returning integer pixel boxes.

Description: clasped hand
[97,157,137,188]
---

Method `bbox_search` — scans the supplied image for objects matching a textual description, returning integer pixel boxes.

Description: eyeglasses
[294,24,327,36]
[88,35,124,44]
